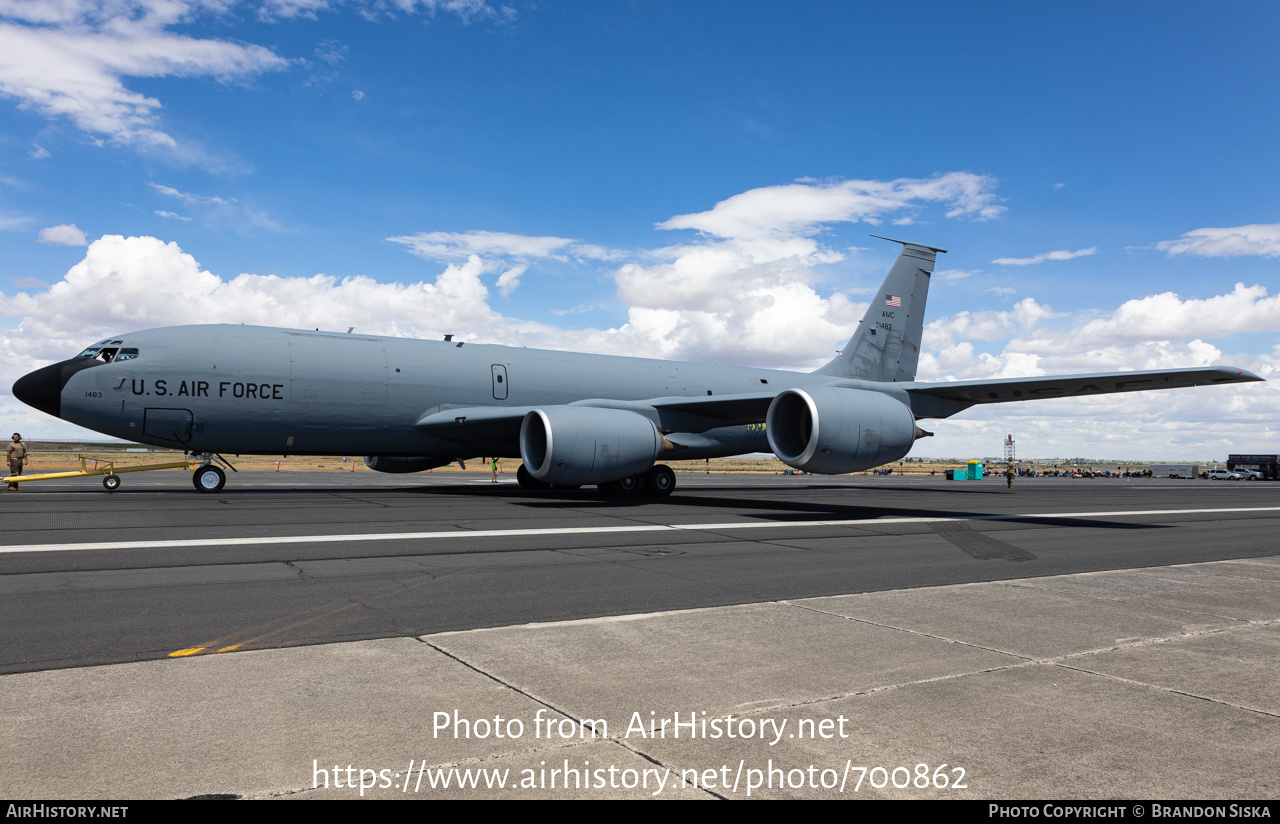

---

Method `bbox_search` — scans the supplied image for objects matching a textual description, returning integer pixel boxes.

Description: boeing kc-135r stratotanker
[11,238,1263,495]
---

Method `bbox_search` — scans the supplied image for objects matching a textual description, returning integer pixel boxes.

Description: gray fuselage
[55,324,837,459]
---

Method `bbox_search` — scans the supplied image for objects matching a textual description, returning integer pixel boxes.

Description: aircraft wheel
[642,465,675,497]
[102,474,121,491]
[517,465,550,490]
[193,465,226,493]
[601,475,639,497]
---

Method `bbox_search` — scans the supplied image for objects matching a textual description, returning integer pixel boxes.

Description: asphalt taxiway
[1,472,1277,798]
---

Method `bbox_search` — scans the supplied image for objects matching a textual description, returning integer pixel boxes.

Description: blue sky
[2,0,1278,459]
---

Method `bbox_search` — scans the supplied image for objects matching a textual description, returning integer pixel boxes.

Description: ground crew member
[7,433,27,490]
[1006,464,1014,489]
[491,457,499,483]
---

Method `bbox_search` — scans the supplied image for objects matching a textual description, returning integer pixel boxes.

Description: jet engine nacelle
[766,386,916,474]
[364,456,449,473]
[520,406,662,486]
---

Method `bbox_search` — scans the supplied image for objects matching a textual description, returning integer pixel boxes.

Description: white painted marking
[3,506,1279,555]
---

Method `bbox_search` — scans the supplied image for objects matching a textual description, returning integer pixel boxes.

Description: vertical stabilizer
[814,236,946,382]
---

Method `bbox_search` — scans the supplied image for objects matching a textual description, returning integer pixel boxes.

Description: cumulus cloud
[992,247,1098,266]
[1154,223,1280,258]
[910,280,1279,459]
[37,223,86,245]
[495,264,525,298]
[1020,283,1280,349]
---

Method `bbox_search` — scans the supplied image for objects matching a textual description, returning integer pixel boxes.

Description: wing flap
[413,392,779,446]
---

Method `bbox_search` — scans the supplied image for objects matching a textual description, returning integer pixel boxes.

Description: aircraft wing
[414,391,780,443]
[904,366,1263,418]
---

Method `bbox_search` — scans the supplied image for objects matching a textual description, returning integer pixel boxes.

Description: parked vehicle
[1207,469,1243,480]
[1150,463,1199,479]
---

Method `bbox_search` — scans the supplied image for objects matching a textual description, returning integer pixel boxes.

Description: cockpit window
[74,346,137,363]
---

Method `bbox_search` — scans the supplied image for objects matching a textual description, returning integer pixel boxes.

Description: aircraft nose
[12,361,74,418]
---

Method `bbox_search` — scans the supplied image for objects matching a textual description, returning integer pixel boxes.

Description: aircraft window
[75,348,102,359]
[98,348,119,363]
[115,348,140,361]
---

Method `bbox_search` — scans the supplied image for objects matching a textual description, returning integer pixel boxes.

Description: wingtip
[870,234,948,254]
[1218,366,1265,382]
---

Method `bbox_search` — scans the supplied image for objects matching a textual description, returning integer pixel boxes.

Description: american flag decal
[885,295,901,308]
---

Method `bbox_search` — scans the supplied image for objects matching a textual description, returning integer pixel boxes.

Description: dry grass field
[10,441,1184,480]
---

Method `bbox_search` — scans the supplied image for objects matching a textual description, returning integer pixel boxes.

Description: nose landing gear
[190,453,236,493]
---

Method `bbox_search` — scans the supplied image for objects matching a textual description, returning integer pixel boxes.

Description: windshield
[73,346,139,363]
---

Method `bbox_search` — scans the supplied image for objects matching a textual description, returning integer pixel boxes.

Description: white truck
[1149,463,1200,479]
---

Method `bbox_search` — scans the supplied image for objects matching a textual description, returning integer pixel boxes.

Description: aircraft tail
[814,236,945,382]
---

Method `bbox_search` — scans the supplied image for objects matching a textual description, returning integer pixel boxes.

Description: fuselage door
[492,364,508,400]
[143,407,195,445]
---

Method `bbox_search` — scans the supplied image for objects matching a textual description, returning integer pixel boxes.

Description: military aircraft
[11,237,1263,495]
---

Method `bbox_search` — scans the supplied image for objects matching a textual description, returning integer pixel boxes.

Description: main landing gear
[599,464,677,498]
[516,464,677,498]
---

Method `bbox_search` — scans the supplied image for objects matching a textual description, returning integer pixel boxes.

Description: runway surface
[1,471,1277,674]
[3,471,1279,799]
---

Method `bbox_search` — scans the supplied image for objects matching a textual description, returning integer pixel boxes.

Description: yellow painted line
[168,647,206,657]
[169,567,479,656]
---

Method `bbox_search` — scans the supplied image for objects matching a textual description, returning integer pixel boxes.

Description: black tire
[517,464,550,490]
[642,465,675,497]
[193,465,226,493]
[601,475,639,497]
[102,474,121,491]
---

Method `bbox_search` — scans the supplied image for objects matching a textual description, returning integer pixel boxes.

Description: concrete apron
[2,557,1277,799]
